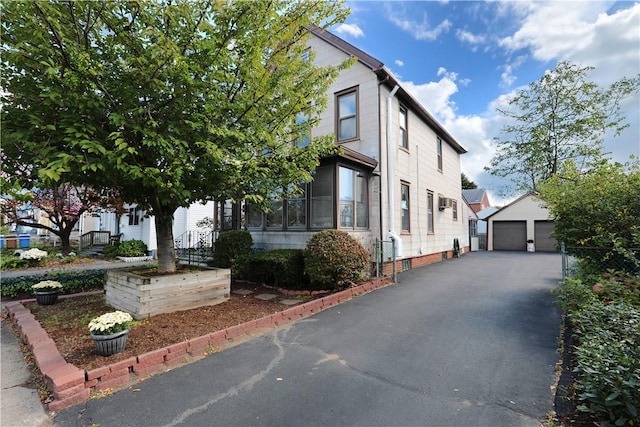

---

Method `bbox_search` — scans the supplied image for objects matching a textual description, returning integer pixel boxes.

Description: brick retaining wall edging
[4,276,393,412]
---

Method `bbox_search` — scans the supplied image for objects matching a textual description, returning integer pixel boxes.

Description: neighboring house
[486,192,557,252]
[462,189,491,213]
[92,26,471,269]
[475,206,499,250]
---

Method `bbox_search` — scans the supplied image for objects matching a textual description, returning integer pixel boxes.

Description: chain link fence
[561,242,640,278]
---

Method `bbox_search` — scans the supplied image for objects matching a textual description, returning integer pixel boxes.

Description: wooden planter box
[105,266,231,319]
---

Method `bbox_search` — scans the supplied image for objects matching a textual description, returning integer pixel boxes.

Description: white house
[90,26,472,270]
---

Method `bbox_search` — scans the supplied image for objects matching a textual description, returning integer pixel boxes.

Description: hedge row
[555,273,640,425]
[0,270,106,299]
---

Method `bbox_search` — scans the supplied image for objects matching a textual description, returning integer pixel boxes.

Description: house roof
[308,26,467,155]
[476,206,498,220]
[462,189,488,204]
[484,191,541,220]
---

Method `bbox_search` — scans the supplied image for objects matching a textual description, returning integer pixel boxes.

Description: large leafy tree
[1,184,123,254]
[486,61,639,193]
[540,159,640,273]
[1,0,351,273]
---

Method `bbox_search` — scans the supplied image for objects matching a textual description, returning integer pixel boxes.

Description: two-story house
[90,26,470,271]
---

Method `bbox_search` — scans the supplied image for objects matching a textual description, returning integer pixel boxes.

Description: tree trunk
[155,212,177,274]
[59,226,74,255]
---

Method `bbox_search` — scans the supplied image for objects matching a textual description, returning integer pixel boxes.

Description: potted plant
[32,280,63,305]
[88,310,133,356]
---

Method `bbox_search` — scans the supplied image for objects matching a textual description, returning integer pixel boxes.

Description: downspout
[387,84,402,257]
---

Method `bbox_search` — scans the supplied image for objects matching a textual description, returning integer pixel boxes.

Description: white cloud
[334,23,365,38]
[455,29,486,51]
[401,68,459,123]
[385,5,452,41]
[395,59,404,67]
[500,55,527,88]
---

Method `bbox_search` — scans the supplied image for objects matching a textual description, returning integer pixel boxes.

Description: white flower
[88,311,133,335]
[32,280,63,291]
[20,248,48,261]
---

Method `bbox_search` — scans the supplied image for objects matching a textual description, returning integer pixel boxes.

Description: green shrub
[102,244,120,259]
[1,255,28,270]
[117,239,147,257]
[242,249,306,290]
[304,229,370,289]
[572,301,640,426]
[553,277,597,312]
[0,269,105,298]
[213,230,253,268]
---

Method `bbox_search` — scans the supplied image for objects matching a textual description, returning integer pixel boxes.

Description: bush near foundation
[241,249,307,290]
[213,230,253,268]
[304,230,369,289]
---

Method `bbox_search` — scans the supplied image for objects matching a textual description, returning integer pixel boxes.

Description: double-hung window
[427,191,434,233]
[399,106,408,149]
[287,184,307,228]
[437,137,443,172]
[401,182,410,232]
[295,110,310,148]
[452,200,458,221]
[336,88,358,142]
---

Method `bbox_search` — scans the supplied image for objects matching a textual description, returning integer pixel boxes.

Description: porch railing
[174,229,218,265]
[79,231,111,251]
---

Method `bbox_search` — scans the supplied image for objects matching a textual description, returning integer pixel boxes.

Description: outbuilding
[486,192,557,252]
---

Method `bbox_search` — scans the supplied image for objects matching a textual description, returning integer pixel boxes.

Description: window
[246,204,263,229]
[399,106,408,149]
[336,88,358,142]
[266,199,283,228]
[401,182,410,232]
[437,137,443,172]
[452,200,458,221]
[287,185,307,228]
[295,110,310,148]
[311,166,334,228]
[469,219,478,237]
[339,167,368,229]
[427,191,434,233]
[128,207,140,226]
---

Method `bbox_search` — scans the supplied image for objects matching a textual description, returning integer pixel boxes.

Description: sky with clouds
[331,0,640,205]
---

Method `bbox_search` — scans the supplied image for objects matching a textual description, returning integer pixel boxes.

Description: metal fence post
[392,238,397,283]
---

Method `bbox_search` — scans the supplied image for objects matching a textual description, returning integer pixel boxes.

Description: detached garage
[487,192,557,252]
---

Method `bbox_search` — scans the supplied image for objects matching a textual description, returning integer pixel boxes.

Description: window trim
[400,181,410,233]
[452,199,458,221]
[338,165,369,230]
[427,190,434,234]
[437,137,443,172]
[335,87,359,143]
[399,105,408,150]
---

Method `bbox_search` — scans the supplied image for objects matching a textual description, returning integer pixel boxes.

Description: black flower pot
[34,291,59,305]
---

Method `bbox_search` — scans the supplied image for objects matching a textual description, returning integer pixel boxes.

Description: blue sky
[330,1,640,205]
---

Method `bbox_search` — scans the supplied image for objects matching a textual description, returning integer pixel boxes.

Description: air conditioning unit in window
[439,197,453,210]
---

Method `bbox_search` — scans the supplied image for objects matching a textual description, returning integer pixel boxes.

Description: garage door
[493,221,526,251]
[534,220,557,252]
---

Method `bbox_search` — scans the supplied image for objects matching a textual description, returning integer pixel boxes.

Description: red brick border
[4,276,393,412]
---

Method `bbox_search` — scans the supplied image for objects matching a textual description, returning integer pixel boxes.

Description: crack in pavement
[287,340,432,397]
[161,327,290,427]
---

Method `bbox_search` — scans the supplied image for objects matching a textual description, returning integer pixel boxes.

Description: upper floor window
[399,106,408,149]
[452,200,458,221]
[295,111,310,148]
[336,88,358,142]
[427,191,434,233]
[401,182,410,232]
[437,137,443,172]
[436,138,442,172]
[339,166,368,229]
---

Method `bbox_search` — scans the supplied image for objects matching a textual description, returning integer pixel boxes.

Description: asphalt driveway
[53,251,561,427]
